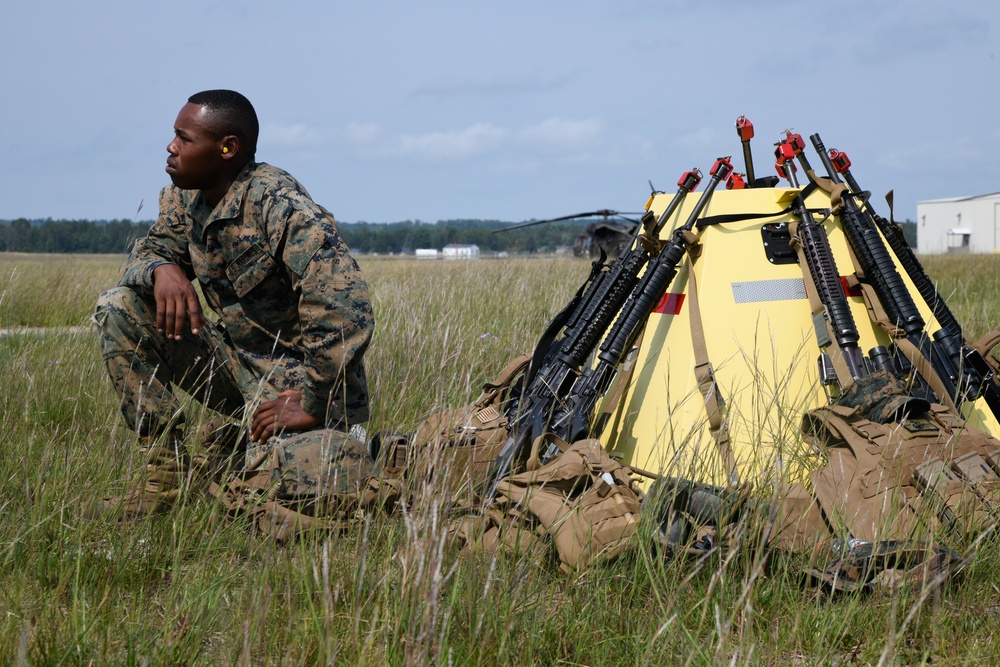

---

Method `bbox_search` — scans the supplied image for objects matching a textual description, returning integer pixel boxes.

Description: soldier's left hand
[251,389,321,443]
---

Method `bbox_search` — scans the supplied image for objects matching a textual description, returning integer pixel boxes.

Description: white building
[414,248,439,259]
[442,244,480,260]
[916,192,1000,254]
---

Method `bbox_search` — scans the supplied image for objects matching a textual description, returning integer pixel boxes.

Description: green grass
[1,252,999,665]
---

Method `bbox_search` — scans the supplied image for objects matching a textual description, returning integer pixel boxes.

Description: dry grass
[0,251,998,665]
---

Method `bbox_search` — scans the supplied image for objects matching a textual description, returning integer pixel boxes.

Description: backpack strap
[787,220,856,389]
[592,327,646,440]
[473,353,531,409]
[684,233,740,486]
[893,336,957,410]
[968,331,1000,379]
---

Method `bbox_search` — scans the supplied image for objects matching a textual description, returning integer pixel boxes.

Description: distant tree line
[0,218,152,254]
[0,217,918,255]
[0,218,587,255]
[340,219,919,252]
[338,219,588,254]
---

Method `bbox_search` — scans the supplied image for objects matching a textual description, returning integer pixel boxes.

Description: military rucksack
[449,436,644,572]
[390,354,531,492]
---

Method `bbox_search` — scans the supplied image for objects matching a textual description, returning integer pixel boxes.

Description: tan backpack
[798,402,1000,544]
[392,354,531,491]
[450,435,644,573]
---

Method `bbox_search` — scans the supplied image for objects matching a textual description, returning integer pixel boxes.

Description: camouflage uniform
[94,162,375,489]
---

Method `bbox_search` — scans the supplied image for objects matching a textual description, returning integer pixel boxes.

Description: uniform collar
[195,161,258,241]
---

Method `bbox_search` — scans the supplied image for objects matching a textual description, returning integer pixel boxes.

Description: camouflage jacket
[121,162,374,425]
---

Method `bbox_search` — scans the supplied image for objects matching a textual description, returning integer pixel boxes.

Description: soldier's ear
[220,136,239,159]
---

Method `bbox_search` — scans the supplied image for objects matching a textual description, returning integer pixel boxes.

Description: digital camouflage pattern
[95,285,248,436]
[208,429,398,541]
[98,161,374,432]
[805,539,961,592]
[271,429,378,502]
[834,368,930,425]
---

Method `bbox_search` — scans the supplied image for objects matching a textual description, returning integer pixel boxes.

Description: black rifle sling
[696,182,819,228]
[683,235,740,485]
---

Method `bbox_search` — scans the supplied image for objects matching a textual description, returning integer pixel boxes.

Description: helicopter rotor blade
[491,217,579,233]
[492,209,642,234]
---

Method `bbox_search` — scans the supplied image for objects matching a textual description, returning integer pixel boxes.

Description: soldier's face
[165,103,225,191]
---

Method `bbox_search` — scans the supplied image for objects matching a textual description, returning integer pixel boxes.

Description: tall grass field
[1,251,999,665]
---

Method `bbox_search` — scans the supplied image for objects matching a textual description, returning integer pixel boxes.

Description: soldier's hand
[251,389,321,443]
[152,263,203,340]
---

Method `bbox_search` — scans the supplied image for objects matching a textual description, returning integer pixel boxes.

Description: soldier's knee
[96,286,142,314]
[94,287,157,358]
[94,287,154,330]
[272,430,376,500]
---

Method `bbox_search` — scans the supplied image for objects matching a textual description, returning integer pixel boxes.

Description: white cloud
[346,122,381,145]
[395,123,509,160]
[347,122,509,162]
[260,122,324,148]
[517,117,603,152]
[343,117,607,164]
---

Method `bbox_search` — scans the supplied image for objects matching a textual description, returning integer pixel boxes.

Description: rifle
[821,145,1000,421]
[789,193,869,381]
[564,157,734,443]
[523,169,703,391]
[788,132,963,407]
[485,157,733,494]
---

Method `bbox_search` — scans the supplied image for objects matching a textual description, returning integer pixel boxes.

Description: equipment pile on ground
[401,118,1000,590]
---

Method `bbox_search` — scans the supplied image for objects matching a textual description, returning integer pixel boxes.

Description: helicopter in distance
[493,209,645,259]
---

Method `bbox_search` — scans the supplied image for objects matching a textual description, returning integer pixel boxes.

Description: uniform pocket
[227,244,277,298]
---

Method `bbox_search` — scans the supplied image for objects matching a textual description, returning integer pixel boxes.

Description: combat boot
[189,418,245,483]
[86,429,190,519]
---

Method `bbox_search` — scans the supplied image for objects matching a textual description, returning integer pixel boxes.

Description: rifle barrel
[484,165,713,492]
[792,195,868,380]
[826,143,1000,416]
[565,158,732,442]
[811,134,925,337]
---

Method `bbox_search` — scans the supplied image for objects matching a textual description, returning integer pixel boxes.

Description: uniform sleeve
[271,193,375,425]
[120,186,194,289]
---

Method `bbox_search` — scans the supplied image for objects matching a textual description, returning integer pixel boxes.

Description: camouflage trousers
[93,287,376,504]
[97,420,387,529]
[205,426,399,540]
[94,286,256,437]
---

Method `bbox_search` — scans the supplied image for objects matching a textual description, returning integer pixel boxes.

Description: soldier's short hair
[188,89,259,157]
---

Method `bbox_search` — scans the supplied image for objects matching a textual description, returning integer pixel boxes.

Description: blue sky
[2,0,998,224]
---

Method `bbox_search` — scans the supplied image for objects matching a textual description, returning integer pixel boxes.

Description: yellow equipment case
[599,172,1000,490]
